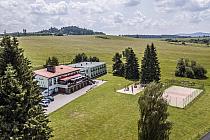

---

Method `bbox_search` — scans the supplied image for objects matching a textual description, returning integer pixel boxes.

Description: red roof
[34,65,80,78]
[59,74,82,81]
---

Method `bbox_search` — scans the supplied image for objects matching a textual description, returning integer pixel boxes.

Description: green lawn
[19,35,210,140]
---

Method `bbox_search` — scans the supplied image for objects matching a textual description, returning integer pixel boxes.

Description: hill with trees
[2,26,105,36]
[37,26,105,36]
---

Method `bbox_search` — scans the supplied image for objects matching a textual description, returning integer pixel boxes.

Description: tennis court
[163,86,203,108]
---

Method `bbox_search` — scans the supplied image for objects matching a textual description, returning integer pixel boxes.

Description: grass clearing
[18,35,210,140]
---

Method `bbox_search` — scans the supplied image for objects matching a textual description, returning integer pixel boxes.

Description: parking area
[45,80,106,114]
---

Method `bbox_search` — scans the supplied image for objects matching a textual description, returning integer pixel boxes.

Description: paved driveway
[46,80,106,114]
[201,132,210,140]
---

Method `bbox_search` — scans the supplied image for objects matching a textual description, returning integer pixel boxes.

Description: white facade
[35,74,67,94]
[68,62,107,79]
[35,65,80,94]
[34,65,88,95]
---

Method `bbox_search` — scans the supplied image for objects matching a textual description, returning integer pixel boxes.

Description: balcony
[58,74,87,86]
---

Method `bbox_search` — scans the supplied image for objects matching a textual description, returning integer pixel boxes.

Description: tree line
[165,38,210,46]
[44,53,100,67]
[112,43,161,84]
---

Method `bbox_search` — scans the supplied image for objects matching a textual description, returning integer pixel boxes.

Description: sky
[0,0,210,35]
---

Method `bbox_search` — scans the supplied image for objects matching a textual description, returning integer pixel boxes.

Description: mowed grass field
[19,36,210,140]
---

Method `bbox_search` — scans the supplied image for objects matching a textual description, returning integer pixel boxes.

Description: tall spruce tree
[140,44,160,84]
[124,48,140,80]
[138,82,172,140]
[140,45,151,84]
[150,43,161,82]
[0,36,52,139]
[0,65,26,139]
[112,53,124,76]
[124,47,132,58]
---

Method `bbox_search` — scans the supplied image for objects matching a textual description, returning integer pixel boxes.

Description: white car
[39,101,49,107]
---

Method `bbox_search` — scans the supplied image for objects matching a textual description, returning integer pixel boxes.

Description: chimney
[47,65,56,73]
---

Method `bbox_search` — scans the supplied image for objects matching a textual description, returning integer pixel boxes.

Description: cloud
[30,0,68,15]
[155,0,210,12]
[113,13,124,23]
[154,0,210,28]
[124,0,141,7]
[1,0,210,34]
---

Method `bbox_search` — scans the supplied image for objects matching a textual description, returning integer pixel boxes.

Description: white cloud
[30,0,68,15]
[124,0,141,7]
[1,0,210,34]
[113,13,124,24]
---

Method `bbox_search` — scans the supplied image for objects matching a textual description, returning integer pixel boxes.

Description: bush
[193,65,207,79]
[185,67,194,78]
[71,53,100,63]
[175,58,207,79]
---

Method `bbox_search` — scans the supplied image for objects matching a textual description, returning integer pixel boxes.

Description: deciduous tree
[138,82,172,140]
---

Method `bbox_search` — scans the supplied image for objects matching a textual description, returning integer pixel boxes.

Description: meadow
[19,35,210,140]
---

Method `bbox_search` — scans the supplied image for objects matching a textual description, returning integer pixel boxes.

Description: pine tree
[140,45,151,84]
[112,53,124,76]
[0,65,26,139]
[150,43,161,82]
[124,48,140,80]
[0,36,52,139]
[124,47,132,58]
[51,56,59,66]
[138,82,172,140]
[140,44,161,85]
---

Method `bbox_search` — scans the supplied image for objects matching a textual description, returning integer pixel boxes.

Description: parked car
[41,99,50,104]
[42,91,49,97]
[39,102,48,107]
[45,96,54,101]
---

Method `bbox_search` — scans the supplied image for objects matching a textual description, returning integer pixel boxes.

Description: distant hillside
[2,26,105,36]
[124,32,210,39]
[37,26,105,36]
[123,34,190,39]
[177,32,210,37]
